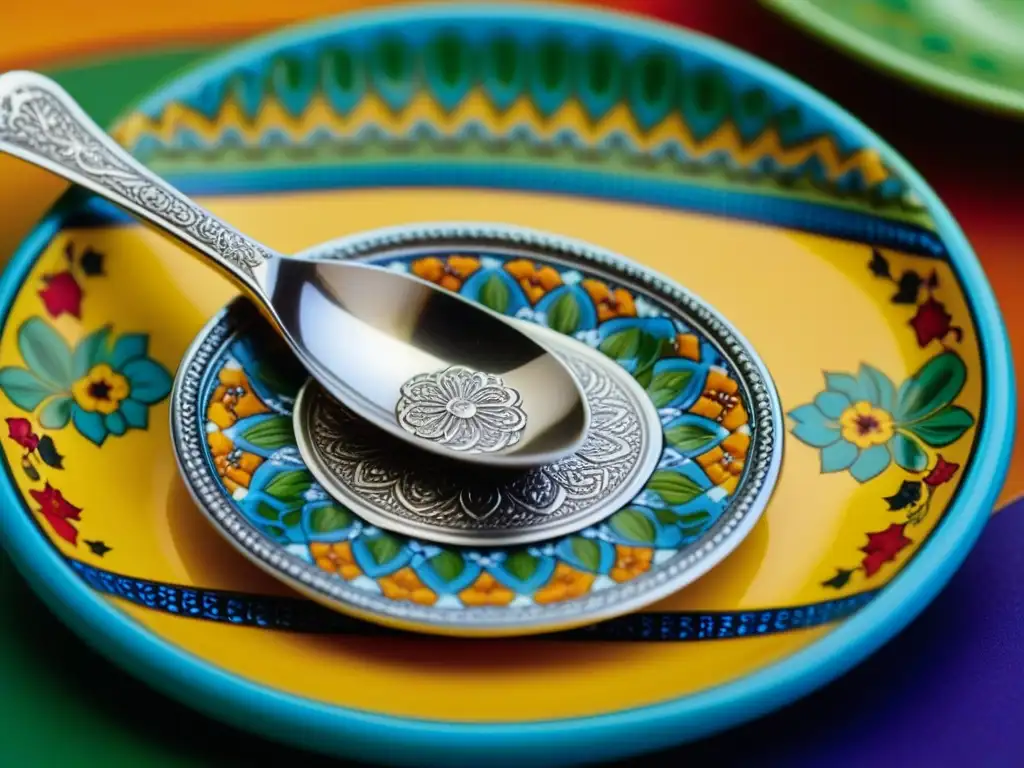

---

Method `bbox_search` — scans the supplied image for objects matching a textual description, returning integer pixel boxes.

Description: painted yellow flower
[207,367,269,429]
[581,278,637,322]
[379,567,438,606]
[411,255,481,291]
[505,259,563,303]
[696,432,749,493]
[610,545,654,583]
[208,431,263,493]
[459,572,515,606]
[310,541,361,580]
[70,363,129,415]
[534,562,596,604]
[839,401,895,448]
[690,369,748,431]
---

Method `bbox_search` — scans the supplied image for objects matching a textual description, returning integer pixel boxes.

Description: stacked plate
[0,4,1011,766]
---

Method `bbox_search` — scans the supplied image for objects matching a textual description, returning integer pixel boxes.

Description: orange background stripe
[2,1,652,69]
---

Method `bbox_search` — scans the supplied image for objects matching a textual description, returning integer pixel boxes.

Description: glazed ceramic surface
[171,223,782,635]
[764,0,1024,116]
[0,4,1012,766]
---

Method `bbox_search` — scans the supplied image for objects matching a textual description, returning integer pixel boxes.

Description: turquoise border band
[59,165,948,258]
[0,5,1014,767]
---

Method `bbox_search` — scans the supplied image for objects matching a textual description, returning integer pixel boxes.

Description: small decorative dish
[0,3,1012,765]
[170,223,783,637]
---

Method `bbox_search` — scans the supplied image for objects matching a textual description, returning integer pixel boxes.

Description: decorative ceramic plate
[0,4,1012,766]
[763,0,1024,117]
[170,223,783,636]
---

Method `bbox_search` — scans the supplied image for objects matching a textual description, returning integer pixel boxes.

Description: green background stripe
[44,47,217,127]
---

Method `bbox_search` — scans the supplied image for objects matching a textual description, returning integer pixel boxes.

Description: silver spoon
[0,70,590,469]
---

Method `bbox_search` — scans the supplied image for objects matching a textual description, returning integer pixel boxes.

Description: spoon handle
[0,70,272,290]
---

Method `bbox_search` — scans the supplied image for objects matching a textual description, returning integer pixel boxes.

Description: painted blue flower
[0,318,171,446]
[788,355,975,483]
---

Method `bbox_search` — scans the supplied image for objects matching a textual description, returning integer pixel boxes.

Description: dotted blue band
[70,558,877,640]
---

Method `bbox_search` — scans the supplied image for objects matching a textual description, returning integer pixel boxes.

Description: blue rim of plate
[0,3,1014,766]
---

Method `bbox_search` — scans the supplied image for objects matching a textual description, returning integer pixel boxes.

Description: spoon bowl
[0,70,590,468]
[263,255,590,465]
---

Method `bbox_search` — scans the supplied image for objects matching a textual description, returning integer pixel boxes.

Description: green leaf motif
[905,406,974,447]
[308,504,353,533]
[547,292,581,335]
[599,327,641,359]
[891,432,928,472]
[72,326,110,379]
[654,508,679,525]
[654,507,713,533]
[895,351,966,423]
[281,509,302,528]
[634,367,654,389]
[241,415,295,450]
[646,470,705,505]
[256,501,280,521]
[610,507,656,543]
[634,332,665,372]
[263,524,287,539]
[647,368,694,408]
[18,318,74,389]
[665,421,719,454]
[570,537,602,572]
[37,435,64,469]
[264,469,313,503]
[430,550,466,582]
[38,395,72,429]
[479,274,511,314]
[255,361,301,398]
[504,550,538,581]
[0,367,59,411]
[368,534,402,565]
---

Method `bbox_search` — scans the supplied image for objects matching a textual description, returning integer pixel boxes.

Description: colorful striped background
[1,2,1020,765]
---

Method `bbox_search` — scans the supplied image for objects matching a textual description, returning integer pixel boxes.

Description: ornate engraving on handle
[0,81,270,276]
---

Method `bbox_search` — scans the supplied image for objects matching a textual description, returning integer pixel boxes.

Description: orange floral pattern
[696,432,749,493]
[207,367,269,429]
[459,572,515,606]
[610,545,654,583]
[208,431,263,494]
[310,541,361,580]
[673,332,701,361]
[534,563,596,604]
[690,369,749,431]
[581,278,637,322]
[505,259,563,303]
[379,567,438,606]
[410,255,481,291]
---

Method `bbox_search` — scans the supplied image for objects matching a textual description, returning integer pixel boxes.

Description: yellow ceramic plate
[0,4,1012,765]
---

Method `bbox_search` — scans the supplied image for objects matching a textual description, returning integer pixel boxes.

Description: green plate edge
[762,0,1024,118]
